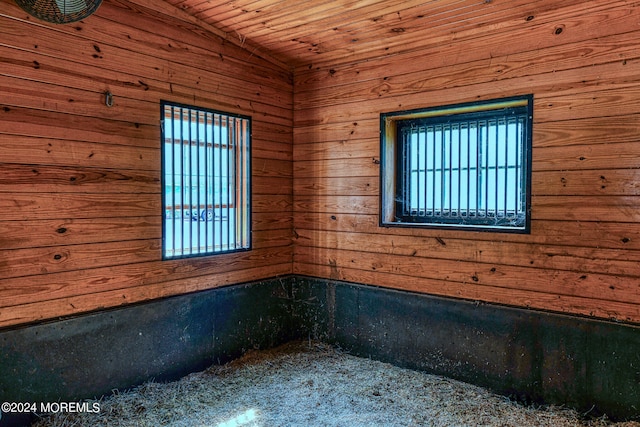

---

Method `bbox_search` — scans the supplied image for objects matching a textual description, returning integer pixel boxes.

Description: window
[380,95,532,233]
[162,101,251,258]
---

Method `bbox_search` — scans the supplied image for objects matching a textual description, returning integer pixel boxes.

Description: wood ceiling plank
[255,1,516,61]
[249,0,547,66]
[122,0,291,70]
[245,0,468,39]
[158,0,622,68]
[252,0,485,59]
[230,0,396,34]
[194,0,302,32]
[285,0,608,67]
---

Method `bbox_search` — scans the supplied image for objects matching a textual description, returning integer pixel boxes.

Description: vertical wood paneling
[293,1,640,323]
[0,0,293,327]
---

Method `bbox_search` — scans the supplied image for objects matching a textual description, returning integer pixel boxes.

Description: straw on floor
[33,341,640,427]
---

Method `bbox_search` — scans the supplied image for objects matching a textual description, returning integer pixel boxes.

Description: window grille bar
[407,127,418,215]
[420,129,426,216]
[457,124,461,216]
[189,109,194,254]
[190,109,195,254]
[179,107,186,255]
[419,129,424,215]
[240,120,251,247]
[186,107,192,255]
[238,119,245,247]
[514,119,524,218]
[188,108,193,254]
[523,116,528,212]
[238,121,243,246]
[192,109,198,254]
[227,116,233,251]
[223,115,227,251]
[402,130,409,215]
[228,119,238,248]
[236,119,241,247]
[494,120,499,218]
[476,121,481,219]
[217,113,223,252]
[442,125,447,216]
[517,118,521,216]
[173,107,178,256]
[447,125,452,216]
[204,112,209,252]
[210,114,215,248]
[233,119,237,248]
[187,109,192,254]
[229,117,234,250]
[415,127,420,216]
[186,108,191,255]
[238,118,245,247]
[427,127,438,217]
[504,116,509,219]
[244,120,249,245]
[196,111,202,252]
[220,114,225,251]
[408,130,412,216]
[227,115,232,251]
[419,128,422,215]
[444,125,448,217]
[178,108,182,253]
[240,119,246,247]
[466,123,471,218]
[200,111,205,251]
[438,126,443,216]
[483,121,489,218]
[171,106,178,255]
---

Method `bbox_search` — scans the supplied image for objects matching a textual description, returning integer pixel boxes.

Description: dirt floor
[33,341,639,427]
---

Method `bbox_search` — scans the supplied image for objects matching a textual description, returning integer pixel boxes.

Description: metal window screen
[396,105,529,230]
[162,102,250,258]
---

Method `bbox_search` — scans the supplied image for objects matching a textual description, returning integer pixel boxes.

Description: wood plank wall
[0,0,293,327]
[293,1,640,323]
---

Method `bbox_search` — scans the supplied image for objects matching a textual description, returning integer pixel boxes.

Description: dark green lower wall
[1,276,638,426]
[290,276,640,421]
[0,277,301,427]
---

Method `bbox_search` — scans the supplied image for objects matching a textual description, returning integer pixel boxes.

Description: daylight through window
[162,102,250,258]
[380,96,532,232]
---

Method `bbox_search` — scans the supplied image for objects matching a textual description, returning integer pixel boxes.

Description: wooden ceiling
[163,0,582,69]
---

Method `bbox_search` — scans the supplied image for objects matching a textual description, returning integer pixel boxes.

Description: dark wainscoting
[0,277,301,427]
[290,276,640,421]
[1,275,638,426]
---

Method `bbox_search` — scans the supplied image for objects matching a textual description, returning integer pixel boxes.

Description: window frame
[161,100,251,259]
[380,95,533,233]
